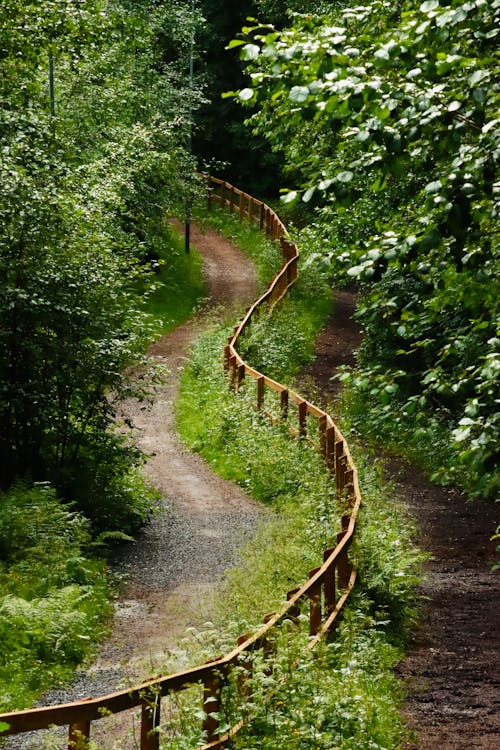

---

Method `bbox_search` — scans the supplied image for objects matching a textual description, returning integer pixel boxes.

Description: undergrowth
[169,214,423,748]
[0,483,112,712]
[138,218,205,334]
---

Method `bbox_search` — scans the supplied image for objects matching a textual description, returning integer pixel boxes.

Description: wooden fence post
[229,355,237,390]
[280,389,289,421]
[326,426,335,473]
[308,568,322,636]
[319,415,327,457]
[68,720,90,750]
[323,547,337,616]
[336,530,350,590]
[335,441,344,495]
[298,400,307,438]
[140,691,161,750]
[237,363,245,390]
[256,375,265,411]
[286,588,301,624]
[203,672,222,743]
[259,203,265,230]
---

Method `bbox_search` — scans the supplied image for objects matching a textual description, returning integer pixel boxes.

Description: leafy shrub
[0,483,111,710]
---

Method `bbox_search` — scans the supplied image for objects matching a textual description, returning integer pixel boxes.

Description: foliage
[230,613,406,750]
[0,483,111,711]
[230,0,500,498]
[0,0,205,526]
[139,220,205,334]
[172,219,422,747]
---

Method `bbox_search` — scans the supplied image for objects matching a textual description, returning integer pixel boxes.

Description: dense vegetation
[230,0,499,500]
[172,205,422,749]
[0,0,206,710]
[1,0,496,732]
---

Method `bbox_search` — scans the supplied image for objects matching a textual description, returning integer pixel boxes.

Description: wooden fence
[0,176,361,749]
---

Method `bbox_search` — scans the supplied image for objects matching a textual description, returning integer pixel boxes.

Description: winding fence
[0,176,361,749]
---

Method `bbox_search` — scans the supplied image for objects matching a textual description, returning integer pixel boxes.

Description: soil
[301,287,500,750]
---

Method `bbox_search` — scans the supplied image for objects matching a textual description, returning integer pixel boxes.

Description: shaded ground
[302,287,500,750]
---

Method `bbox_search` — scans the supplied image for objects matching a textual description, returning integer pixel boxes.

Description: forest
[0,0,498,741]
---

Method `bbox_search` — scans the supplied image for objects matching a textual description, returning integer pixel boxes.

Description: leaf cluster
[231,0,500,498]
[0,0,204,524]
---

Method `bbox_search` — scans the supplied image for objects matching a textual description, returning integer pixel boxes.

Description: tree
[0,0,199,528]
[231,0,500,497]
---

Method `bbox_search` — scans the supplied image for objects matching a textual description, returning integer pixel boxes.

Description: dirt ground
[301,288,500,750]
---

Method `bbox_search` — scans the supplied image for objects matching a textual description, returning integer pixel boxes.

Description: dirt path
[10,223,264,749]
[302,288,500,750]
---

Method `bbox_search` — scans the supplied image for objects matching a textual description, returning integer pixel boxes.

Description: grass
[139,218,205,335]
[169,210,424,748]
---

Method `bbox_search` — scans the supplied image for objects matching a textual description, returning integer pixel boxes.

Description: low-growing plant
[138,219,206,334]
[0,483,112,711]
[173,221,423,747]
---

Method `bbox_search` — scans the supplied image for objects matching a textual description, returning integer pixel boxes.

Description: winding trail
[301,288,500,750]
[10,230,499,750]
[11,223,264,749]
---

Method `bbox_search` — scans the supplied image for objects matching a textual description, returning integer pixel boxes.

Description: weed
[0,483,112,711]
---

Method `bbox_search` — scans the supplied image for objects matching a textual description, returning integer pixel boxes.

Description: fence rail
[0,176,361,749]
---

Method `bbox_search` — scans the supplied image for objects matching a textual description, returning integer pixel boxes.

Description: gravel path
[9,222,265,749]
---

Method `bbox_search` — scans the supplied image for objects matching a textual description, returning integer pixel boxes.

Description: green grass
[170,216,423,748]
[139,218,205,334]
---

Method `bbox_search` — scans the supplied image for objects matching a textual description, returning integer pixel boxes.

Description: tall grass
[139,218,205,334]
[172,213,423,748]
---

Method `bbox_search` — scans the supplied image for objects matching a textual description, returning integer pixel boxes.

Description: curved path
[301,289,500,750]
[10,223,265,748]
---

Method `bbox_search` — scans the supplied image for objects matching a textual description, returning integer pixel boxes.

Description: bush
[0,483,111,710]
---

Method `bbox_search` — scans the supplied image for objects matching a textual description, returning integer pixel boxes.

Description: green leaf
[425,180,442,194]
[289,86,309,104]
[302,186,316,203]
[241,44,260,61]
[420,0,440,13]
[226,39,246,50]
[238,88,255,102]
[335,170,354,183]
[280,190,298,204]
